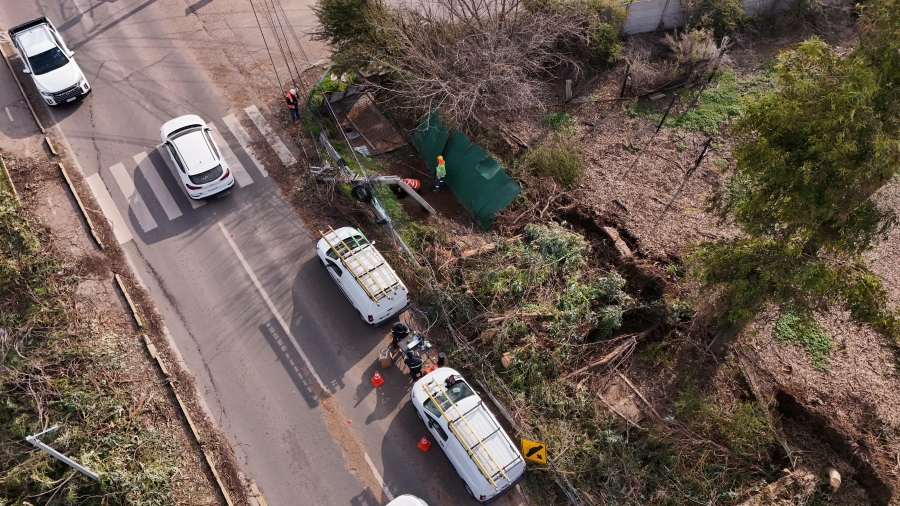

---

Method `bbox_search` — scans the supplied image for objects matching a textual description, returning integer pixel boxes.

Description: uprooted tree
[312,0,626,128]
[691,0,900,339]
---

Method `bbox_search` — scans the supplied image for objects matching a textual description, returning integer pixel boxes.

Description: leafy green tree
[692,0,900,337]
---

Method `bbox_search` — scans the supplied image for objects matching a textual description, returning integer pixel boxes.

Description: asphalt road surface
[0,1,524,505]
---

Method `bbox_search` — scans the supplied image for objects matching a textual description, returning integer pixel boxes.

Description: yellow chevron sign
[521,438,547,463]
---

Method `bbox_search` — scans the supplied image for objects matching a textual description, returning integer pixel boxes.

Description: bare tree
[344,0,604,128]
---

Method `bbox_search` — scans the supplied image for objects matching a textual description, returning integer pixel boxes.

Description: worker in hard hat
[285,88,299,122]
[434,155,446,192]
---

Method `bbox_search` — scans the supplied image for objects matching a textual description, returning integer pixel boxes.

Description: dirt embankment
[0,151,250,505]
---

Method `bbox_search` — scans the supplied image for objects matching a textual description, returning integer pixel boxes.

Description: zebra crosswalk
[86,106,295,244]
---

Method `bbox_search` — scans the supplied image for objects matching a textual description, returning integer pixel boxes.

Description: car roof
[171,129,218,175]
[17,26,56,57]
[386,495,428,506]
[162,116,218,175]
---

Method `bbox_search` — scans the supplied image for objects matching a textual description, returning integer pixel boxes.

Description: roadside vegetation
[0,165,209,505]
[304,0,900,503]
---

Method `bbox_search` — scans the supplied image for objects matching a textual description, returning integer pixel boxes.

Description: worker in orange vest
[285,88,298,122]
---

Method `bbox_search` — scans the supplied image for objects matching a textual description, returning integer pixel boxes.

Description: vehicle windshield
[29,48,69,75]
[325,234,369,260]
[188,165,224,185]
[423,379,475,418]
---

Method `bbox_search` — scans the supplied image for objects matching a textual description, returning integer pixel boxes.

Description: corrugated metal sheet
[328,89,406,155]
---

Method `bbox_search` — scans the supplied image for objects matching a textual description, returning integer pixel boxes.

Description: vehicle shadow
[378,400,477,505]
[258,317,319,409]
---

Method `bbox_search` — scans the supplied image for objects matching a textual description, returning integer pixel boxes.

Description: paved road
[0,1,499,505]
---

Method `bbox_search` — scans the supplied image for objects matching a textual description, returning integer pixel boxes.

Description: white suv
[160,115,235,199]
[9,17,91,106]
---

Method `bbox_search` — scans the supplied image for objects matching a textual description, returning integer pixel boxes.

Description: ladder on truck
[319,227,400,302]
[421,379,511,490]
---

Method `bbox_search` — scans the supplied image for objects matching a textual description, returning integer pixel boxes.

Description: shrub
[524,135,585,187]
[681,0,747,37]
[775,307,834,370]
[541,111,576,134]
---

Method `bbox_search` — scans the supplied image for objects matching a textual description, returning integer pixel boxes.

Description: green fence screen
[412,110,521,229]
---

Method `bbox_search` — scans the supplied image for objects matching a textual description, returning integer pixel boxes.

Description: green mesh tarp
[411,109,450,173]
[413,111,521,229]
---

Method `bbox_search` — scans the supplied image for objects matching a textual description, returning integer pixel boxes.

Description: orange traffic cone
[371,371,384,387]
[417,436,431,451]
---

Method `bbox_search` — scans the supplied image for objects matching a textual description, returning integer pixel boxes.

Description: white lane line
[5,107,12,122]
[218,221,393,502]
[156,145,204,209]
[244,105,297,167]
[109,162,157,232]
[364,452,395,502]
[134,151,182,221]
[222,114,267,177]
[123,250,149,291]
[209,124,253,187]
[218,221,323,389]
[86,173,133,244]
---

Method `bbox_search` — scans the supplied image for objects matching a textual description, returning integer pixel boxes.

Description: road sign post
[26,425,99,481]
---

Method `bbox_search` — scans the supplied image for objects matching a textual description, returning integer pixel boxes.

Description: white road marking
[109,162,157,232]
[5,107,12,122]
[134,151,182,221]
[218,221,393,501]
[70,0,96,32]
[209,124,253,187]
[86,173,133,244]
[218,221,323,389]
[223,114,267,176]
[123,250,149,291]
[364,453,395,502]
[49,125,87,175]
[155,145,204,209]
[244,105,297,166]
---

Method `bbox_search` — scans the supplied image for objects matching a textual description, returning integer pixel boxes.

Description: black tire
[319,256,327,268]
[465,483,475,499]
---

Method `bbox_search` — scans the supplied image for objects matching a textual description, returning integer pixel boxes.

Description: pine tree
[692,0,900,337]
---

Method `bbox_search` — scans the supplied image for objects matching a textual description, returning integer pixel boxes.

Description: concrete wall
[622,0,786,34]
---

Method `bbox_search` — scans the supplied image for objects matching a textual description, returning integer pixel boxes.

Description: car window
[188,165,224,185]
[327,234,370,259]
[168,144,187,173]
[204,130,221,159]
[325,259,342,277]
[423,379,475,418]
[425,413,449,441]
[29,47,69,75]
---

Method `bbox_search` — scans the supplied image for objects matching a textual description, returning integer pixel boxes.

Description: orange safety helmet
[437,156,444,163]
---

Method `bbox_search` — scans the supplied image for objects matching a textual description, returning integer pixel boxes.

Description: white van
[316,226,410,326]
[410,368,526,503]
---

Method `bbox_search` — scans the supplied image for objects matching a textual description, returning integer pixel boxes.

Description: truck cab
[9,17,91,106]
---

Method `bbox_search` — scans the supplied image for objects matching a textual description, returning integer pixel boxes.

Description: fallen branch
[596,391,643,429]
[486,312,550,323]
[618,372,662,420]
[563,337,635,380]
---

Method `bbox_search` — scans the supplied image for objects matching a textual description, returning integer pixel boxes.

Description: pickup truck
[8,17,91,106]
